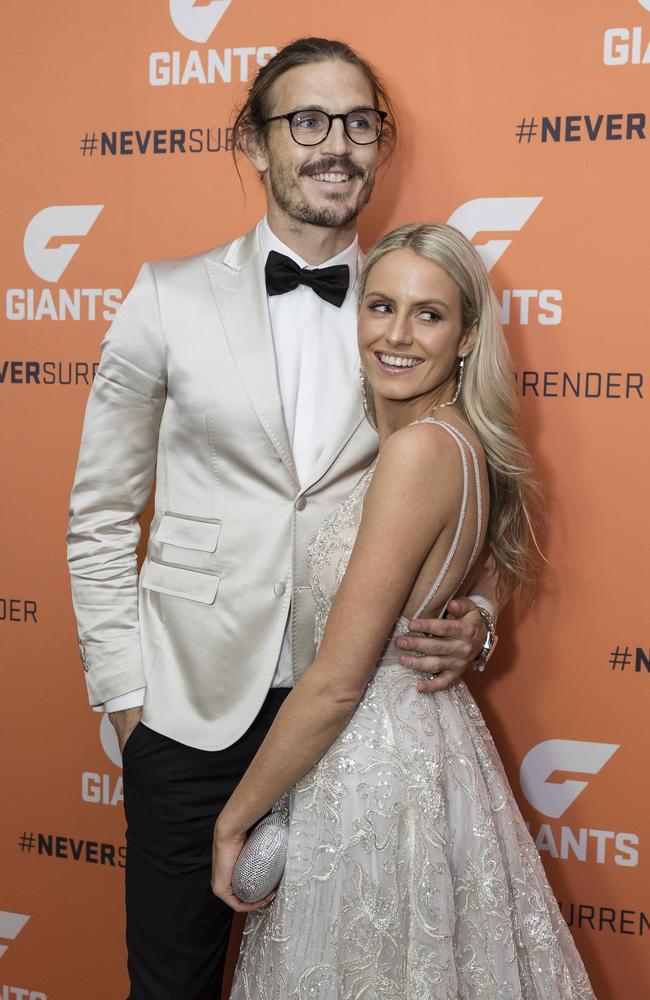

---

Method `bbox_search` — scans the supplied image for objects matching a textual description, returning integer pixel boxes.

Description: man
[67,37,498,1000]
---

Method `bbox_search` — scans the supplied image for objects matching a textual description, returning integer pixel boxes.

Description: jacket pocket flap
[155,514,221,552]
[141,561,221,605]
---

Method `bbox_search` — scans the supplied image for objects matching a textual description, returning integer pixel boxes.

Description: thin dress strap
[409,418,483,619]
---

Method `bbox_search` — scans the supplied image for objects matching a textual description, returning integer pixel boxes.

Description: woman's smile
[374,350,424,373]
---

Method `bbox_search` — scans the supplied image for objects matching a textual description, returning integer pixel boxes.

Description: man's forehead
[271,60,375,111]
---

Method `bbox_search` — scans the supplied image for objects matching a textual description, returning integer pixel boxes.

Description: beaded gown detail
[229,420,595,1000]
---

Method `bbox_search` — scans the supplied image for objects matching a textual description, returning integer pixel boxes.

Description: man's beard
[268,156,375,229]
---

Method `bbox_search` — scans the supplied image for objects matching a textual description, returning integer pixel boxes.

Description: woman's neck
[374,387,459,448]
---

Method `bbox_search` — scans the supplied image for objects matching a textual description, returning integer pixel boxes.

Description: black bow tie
[265,250,350,308]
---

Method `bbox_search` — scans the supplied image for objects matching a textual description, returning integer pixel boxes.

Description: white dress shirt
[102,218,361,711]
[260,217,361,688]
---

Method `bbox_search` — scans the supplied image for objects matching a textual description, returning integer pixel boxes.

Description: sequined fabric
[229,421,595,999]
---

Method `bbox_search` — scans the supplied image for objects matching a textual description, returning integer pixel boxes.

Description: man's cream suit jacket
[67,226,377,750]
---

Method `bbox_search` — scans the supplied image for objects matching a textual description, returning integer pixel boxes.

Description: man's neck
[265,208,357,265]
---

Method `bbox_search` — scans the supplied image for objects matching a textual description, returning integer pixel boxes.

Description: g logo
[0,911,30,960]
[519,739,619,819]
[23,205,103,283]
[169,0,233,43]
[447,197,543,271]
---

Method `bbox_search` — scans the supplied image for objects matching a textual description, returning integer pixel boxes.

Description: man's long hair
[232,37,397,169]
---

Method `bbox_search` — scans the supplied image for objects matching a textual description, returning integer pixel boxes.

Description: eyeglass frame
[262,107,388,146]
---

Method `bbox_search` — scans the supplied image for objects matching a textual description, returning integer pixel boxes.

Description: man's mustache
[301,157,363,178]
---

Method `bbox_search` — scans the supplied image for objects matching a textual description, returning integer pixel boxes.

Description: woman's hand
[211,820,277,913]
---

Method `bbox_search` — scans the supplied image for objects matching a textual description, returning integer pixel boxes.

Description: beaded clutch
[231,793,290,904]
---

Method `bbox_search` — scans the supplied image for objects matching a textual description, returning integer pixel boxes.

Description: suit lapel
[204,237,375,493]
[204,230,298,486]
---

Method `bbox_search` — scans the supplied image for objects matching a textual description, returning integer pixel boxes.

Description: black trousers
[122,687,291,1000]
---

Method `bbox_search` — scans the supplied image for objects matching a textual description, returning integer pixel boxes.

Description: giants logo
[448,197,563,326]
[520,740,638,866]
[0,912,47,998]
[520,739,619,818]
[603,0,650,65]
[6,206,122,323]
[447,197,542,272]
[170,0,233,43]
[0,911,29,960]
[149,0,276,86]
[23,205,103,283]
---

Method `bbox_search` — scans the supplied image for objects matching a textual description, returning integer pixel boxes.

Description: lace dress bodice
[308,418,484,661]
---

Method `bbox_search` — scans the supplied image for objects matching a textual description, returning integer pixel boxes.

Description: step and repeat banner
[1,2,648,997]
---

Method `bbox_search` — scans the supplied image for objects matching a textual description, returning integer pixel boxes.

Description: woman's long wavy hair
[358,223,543,602]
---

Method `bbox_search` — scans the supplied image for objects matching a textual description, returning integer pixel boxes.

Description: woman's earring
[434,356,465,412]
[359,367,377,428]
[450,355,465,405]
[359,366,370,421]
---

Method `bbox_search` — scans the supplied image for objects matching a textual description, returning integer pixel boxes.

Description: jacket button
[274,582,286,597]
[295,496,307,511]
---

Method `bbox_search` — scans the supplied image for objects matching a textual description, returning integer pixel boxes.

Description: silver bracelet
[471,607,498,671]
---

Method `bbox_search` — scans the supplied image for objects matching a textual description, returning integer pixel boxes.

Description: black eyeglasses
[263,108,387,146]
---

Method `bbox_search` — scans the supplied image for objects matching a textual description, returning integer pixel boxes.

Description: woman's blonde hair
[358,223,542,601]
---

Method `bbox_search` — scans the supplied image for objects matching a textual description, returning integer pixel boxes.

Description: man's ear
[239,129,269,174]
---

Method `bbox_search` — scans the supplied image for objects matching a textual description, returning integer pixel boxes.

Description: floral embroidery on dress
[229,422,595,1000]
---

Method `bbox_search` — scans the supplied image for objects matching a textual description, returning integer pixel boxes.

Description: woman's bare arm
[215,423,466,841]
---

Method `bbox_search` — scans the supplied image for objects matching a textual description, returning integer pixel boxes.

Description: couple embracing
[67,37,595,1000]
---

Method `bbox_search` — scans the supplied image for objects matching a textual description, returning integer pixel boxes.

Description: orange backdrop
[1,2,648,998]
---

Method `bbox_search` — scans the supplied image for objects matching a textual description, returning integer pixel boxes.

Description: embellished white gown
[229,420,595,1000]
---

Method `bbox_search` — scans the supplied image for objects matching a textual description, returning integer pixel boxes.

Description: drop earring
[452,354,465,404]
[359,367,375,427]
[434,355,465,412]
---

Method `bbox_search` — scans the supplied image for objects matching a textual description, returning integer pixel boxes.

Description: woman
[213,223,596,998]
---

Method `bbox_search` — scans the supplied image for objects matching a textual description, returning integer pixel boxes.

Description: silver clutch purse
[231,792,290,903]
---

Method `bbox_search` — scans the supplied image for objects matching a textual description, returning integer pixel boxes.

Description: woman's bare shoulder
[380,417,482,471]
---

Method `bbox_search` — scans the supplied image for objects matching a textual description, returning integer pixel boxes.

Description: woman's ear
[458,321,478,359]
[239,129,269,174]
